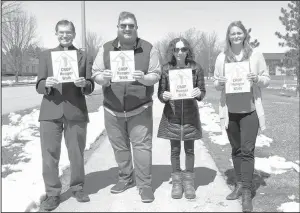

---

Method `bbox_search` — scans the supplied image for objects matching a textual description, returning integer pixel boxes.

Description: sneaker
[139,187,155,203]
[72,189,90,202]
[41,195,60,211]
[110,180,135,194]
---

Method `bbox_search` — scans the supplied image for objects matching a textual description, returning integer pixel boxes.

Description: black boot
[226,182,242,200]
[242,189,253,212]
[171,172,183,199]
[182,171,196,199]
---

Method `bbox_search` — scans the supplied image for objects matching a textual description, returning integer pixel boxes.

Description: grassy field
[201,81,299,212]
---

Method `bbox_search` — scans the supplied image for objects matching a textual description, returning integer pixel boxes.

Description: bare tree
[154,29,222,79]
[2,11,38,82]
[195,32,222,79]
[1,1,22,24]
[86,31,103,61]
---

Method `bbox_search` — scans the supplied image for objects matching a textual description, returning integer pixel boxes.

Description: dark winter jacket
[157,61,206,141]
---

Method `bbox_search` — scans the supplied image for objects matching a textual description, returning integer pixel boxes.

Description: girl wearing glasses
[157,38,206,200]
[213,21,270,212]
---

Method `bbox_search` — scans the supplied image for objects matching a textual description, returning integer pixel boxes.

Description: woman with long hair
[213,21,270,212]
[157,37,206,200]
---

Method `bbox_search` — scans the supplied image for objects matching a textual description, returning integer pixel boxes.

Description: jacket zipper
[180,99,184,141]
[124,82,127,120]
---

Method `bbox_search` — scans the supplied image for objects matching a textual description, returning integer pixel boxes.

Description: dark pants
[170,140,195,173]
[226,110,259,190]
[40,116,87,196]
[104,106,153,189]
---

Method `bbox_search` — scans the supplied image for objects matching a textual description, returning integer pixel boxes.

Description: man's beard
[118,31,138,46]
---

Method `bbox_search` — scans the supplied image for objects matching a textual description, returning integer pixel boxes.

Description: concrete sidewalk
[52,98,242,212]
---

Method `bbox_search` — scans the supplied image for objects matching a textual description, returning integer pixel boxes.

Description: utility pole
[81,1,86,51]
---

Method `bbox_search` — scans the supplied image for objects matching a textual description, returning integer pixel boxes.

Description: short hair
[224,20,252,62]
[166,37,194,66]
[118,11,138,26]
[55,20,76,33]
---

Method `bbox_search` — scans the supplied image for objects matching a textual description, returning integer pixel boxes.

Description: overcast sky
[22,1,289,53]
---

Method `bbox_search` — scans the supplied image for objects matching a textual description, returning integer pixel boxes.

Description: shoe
[41,195,60,211]
[226,182,243,200]
[242,189,253,212]
[171,172,183,199]
[72,189,90,202]
[110,180,135,194]
[182,171,196,199]
[139,187,155,203]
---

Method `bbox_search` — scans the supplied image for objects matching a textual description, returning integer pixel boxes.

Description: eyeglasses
[118,24,136,30]
[174,47,189,53]
[57,31,73,36]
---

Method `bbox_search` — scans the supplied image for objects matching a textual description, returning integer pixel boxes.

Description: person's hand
[217,76,227,85]
[247,73,258,83]
[45,77,59,88]
[133,70,145,80]
[74,77,87,87]
[162,91,172,101]
[191,87,201,98]
[103,69,113,80]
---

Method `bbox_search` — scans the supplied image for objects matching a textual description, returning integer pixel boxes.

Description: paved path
[52,98,242,212]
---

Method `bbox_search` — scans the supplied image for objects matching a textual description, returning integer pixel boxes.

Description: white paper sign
[225,61,251,94]
[110,50,135,82]
[51,50,79,83]
[169,68,193,100]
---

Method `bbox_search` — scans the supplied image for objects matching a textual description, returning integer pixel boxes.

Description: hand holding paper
[162,91,172,101]
[217,76,227,85]
[74,77,87,88]
[45,77,59,88]
[191,87,201,98]
[103,69,113,80]
[247,73,258,83]
[133,70,145,80]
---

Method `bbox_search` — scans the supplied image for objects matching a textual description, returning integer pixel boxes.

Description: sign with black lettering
[110,50,135,82]
[169,68,193,100]
[225,61,250,94]
[51,50,79,83]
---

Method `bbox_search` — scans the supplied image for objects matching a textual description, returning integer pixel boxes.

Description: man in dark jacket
[92,11,161,203]
[36,20,94,211]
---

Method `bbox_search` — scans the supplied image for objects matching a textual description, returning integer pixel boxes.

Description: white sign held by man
[169,68,193,100]
[51,50,79,83]
[225,61,251,94]
[110,50,135,82]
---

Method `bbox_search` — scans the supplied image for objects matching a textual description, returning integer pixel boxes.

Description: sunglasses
[118,24,136,30]
[174,47,189,53]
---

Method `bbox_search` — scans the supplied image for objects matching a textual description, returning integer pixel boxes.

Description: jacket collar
[112,37,142,50]
[53,44,83,64]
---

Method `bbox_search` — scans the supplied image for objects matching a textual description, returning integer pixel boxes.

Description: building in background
[263,53,296,77]
[1,51,39,76]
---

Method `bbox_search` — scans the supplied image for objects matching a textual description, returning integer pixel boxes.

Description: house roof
[263,53,285,60]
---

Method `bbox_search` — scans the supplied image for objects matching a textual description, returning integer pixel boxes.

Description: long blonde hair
[224,21,253,62]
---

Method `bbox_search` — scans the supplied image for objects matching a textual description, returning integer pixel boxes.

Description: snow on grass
[2,106,105,212]
[277,202,299,212]
[198,101,274,147]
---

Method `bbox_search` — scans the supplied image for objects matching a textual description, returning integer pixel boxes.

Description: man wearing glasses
[36,20,94,211]
[92,11,161,203]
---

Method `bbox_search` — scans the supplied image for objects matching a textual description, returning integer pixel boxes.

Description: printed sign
[225,61,250,94]
[169,68,193,100]
[51,50,79,83]
[110,50,135,82]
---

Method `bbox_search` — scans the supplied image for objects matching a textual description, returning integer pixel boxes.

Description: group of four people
[36,11,269,212]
